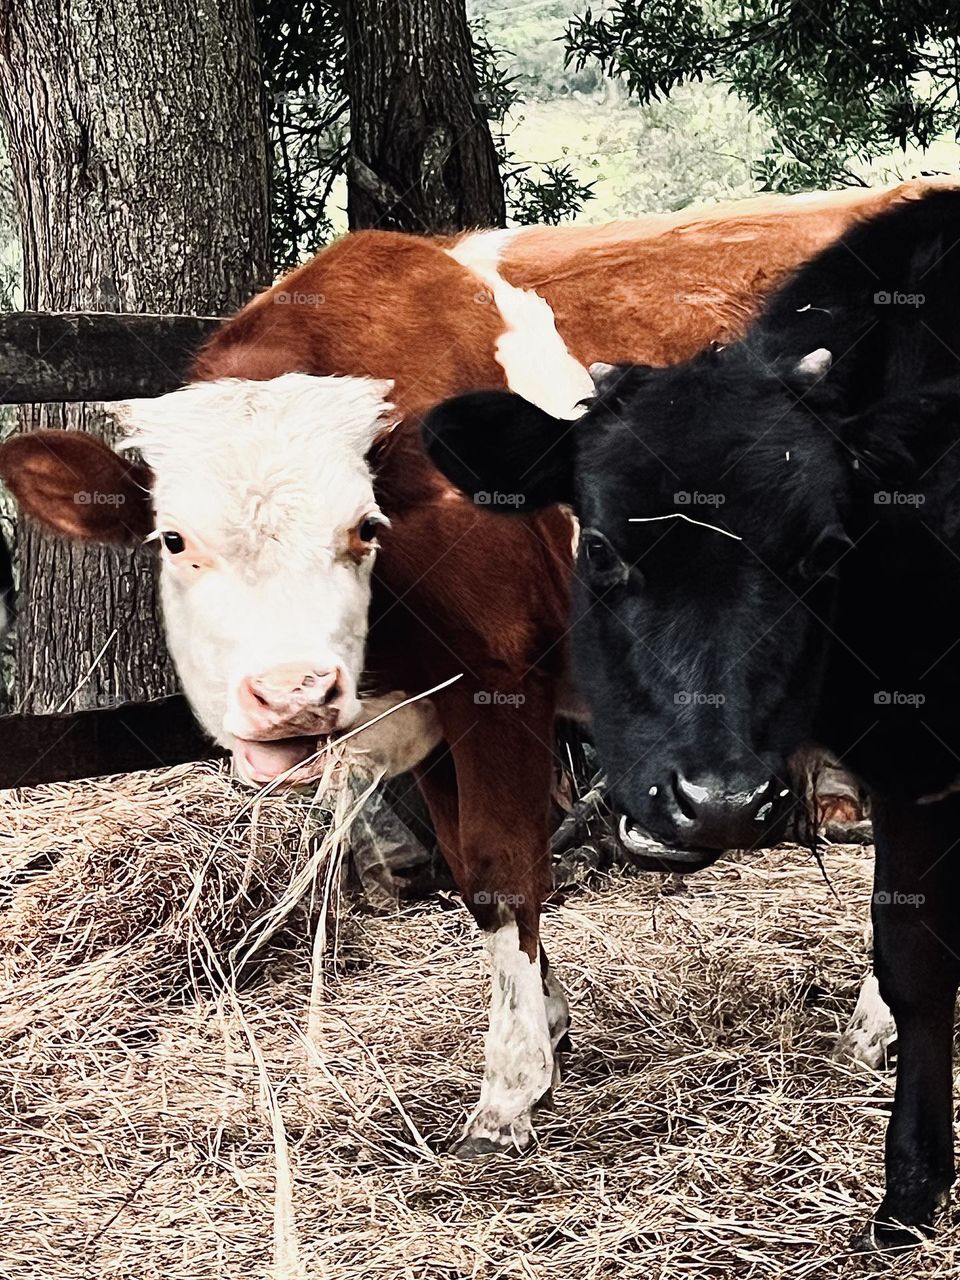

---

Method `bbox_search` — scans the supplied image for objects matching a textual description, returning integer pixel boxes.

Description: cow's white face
[121,373,397,783]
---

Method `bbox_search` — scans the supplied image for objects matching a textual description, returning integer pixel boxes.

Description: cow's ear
[588,361,654,410]
[421,390,575,512]
[0,430,154,544]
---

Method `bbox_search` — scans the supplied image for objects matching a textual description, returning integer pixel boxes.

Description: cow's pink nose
[236,663,344,734]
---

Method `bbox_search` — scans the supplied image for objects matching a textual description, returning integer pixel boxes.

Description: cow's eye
[581,528,629,588]
[358,513,389,543]
[162,531,185,554]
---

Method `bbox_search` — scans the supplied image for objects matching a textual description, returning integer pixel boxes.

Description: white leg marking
[446,230,594,420]
[459,922,555,1153]
[837,973,897,1069]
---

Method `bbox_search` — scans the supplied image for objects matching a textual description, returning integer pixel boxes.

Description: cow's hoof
[834,974,897,1070]
[453,1134,508,1160]
[853,1194,945,1252]
[852,1219,930,1252]
[453,1106,534,1160]
[453,1131,531,1160]
[834,1028,896,1071]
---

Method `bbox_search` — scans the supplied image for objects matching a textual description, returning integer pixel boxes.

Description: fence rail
[0,309,223,787]
[0,695,225,789]
[0,310,220,403]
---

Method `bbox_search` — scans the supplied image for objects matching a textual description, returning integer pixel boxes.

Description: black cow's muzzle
[616,771,798,873]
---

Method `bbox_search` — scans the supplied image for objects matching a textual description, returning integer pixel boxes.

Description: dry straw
[1,760,959,1279]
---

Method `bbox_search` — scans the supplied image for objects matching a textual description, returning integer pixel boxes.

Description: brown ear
[0,430,154,544]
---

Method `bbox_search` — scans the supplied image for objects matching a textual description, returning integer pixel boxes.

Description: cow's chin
[615,815,726,874]
[232,735,324,786]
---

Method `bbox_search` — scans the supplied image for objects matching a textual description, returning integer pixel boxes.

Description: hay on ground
[1,762,958,1280]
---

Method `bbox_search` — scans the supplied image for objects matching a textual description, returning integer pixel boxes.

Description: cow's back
[194,180,950,408]
[496,180,951,368]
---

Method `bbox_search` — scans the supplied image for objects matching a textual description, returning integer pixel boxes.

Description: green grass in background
[471,0,960,223]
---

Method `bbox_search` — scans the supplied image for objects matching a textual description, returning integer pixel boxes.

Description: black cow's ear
[421,390,575,513]
[588,361,654,410]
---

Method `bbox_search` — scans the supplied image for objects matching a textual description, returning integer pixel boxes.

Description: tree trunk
[0,0,270,713]
[344,0,505,234]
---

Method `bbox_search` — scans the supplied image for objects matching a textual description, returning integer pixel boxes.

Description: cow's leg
[837,919,897,1069]
[428,682,559,1155]
[417,744,555,1132]
[541,942,571,1051]
[837,972,897,1070]
[864,793,960,1248]
[413,744,461,870]
[540,942,571,1091]
[333,691,443,781]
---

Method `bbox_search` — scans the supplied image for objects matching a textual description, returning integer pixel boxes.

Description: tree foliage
[473,20,596,225]
[565,1,960,190]
[256,1,348,266]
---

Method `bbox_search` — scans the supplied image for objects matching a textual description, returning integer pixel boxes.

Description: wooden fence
[0,310,225,788]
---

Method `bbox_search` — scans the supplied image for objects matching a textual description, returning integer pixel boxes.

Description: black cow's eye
[581,528,629,589]
[162,531,185,554]
[795,523,854,586]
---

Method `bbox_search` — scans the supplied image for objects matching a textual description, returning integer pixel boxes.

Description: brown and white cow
[0,182,931,1152]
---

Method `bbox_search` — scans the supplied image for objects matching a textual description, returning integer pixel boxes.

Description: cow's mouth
[233,735,321,785]
[616,815,726,874]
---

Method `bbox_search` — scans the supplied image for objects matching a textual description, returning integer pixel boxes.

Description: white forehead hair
[114,373,397,554]
[118,373,396,466]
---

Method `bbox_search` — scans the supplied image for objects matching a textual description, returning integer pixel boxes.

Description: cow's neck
[818,513,960,801]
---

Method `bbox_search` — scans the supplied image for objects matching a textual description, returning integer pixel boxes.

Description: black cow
[423,188,960,1246]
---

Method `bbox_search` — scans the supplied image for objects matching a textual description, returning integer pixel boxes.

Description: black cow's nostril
[671,771,703,821]
[752,779,777,821]
[655,769,794,852]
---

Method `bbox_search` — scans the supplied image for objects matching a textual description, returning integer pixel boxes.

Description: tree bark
[0,0,270,713]
[344,0,505,233]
